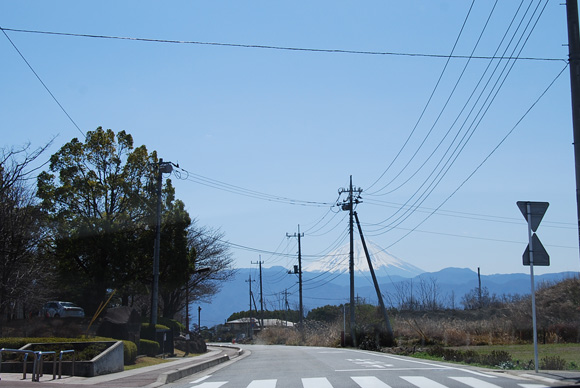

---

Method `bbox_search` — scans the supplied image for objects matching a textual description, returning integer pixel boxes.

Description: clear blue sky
[2,1,578,276]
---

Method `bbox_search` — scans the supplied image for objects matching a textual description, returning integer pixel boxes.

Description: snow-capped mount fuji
[303,240,424,278]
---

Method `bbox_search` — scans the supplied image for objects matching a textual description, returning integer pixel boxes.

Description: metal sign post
[517,201,549,373]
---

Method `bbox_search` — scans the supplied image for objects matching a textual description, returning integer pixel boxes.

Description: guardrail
[0,348,75,382]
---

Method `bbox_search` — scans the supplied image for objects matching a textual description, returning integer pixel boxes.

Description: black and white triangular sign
[522,233,550,266]
[517,201,549,232]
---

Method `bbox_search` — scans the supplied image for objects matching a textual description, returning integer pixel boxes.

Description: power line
[383,63,569,250]
[176,167,333,207]
[1,26,85,138]
[364,0,554,235]
[0,27,565,62]
[363,198,576,229]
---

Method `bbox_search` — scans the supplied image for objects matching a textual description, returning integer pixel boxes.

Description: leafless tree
[0,142,53,324]
[162,221,236,319]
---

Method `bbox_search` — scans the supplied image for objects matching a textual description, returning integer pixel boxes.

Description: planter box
[2,341,125,377]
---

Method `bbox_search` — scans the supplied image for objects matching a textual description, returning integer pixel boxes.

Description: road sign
[523,233,550,266]
[517,201,549,232]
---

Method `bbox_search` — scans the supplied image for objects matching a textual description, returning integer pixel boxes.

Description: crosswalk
[190,375,549,388]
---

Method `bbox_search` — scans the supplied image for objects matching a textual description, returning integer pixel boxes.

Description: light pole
[185,267,210,332]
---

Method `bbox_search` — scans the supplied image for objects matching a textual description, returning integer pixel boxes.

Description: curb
[150,354,230,387]
[148,345,244,387]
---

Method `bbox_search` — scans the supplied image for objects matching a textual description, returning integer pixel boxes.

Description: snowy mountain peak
[303,240,424,278]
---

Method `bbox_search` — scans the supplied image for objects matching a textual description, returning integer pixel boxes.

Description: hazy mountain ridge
[195,267,578,328]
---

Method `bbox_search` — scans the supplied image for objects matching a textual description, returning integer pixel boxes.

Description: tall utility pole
[566,0,580,261]
[252,258,265,330]
[338,176,362,347]
[287,225,304,329]
[246,274,255,339]
[151,158,174,326]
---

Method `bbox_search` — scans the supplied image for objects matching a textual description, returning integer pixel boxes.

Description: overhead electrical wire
[176,168,333,207]
[363,198,576,229]
[0,27,564,62]
[364,0,551,235]
[383,62,568,250]
[361,220,577,249]
[365,0,478,193]
[366,0,529,198]
[366,0,500,195]
[1,26,85,138]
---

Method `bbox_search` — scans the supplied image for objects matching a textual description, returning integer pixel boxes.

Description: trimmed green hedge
[139,339,160,357]
[123,340,137,365]
[158,317,185,333]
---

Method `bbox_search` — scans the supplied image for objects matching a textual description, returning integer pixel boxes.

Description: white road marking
[190,375,212,384]
[449,376,502,388]
[302,377,333,388]
[247,379,277,388]
[190,382,228,388]
[401,376,449,388]
[518,385,548,388]
[352,375,393,387]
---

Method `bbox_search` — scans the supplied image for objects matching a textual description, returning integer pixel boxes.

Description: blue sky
[2,1,578,277]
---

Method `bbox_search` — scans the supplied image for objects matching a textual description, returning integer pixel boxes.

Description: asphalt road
[167,344,559,388]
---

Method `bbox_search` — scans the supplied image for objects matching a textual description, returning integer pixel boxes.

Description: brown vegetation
[255,277,580,350]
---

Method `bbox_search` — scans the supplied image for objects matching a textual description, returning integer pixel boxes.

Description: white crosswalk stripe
[352,375,392,387]
[449,376,502,388]
[247,379,277,388]
[518,385,548,388]
[302,377,333,388]
[401,376,449,388]
[190,382,228,388]
[190,375,546,388]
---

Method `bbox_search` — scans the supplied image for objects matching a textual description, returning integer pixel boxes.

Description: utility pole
[150,158,174,327]
[286,226,304,330]
[566,0,580,261]
[478,267,482,309]
[252,258,265,330]
[338,176,362,347]
[198,306,202,333]
[245,274,255,339]
[284,289,289,326]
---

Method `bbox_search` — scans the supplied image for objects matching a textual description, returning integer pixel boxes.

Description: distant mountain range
[194,266,578,329]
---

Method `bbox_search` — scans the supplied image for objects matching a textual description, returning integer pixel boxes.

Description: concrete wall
[15,340,124,377]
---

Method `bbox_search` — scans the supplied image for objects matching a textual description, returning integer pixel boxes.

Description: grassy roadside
[410,344,580,370]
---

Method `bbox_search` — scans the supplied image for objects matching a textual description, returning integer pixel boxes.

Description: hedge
[139,339,160,357]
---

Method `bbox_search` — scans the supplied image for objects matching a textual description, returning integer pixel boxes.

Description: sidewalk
[0,345,244,388]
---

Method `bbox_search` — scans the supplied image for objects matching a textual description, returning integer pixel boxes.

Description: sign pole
[526,203,539,373]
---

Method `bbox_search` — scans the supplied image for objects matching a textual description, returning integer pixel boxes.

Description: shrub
[427,346,513,368]
[140,323,170,341]
[482,350,512,367]
[123,340,137,365]
[540,355,567,370]
[158,317,184,333]
[139,339,160,357]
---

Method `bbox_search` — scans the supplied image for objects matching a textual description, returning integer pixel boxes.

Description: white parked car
[41,301,85,318]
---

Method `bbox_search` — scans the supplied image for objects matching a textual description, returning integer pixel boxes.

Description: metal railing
[0,348,75,382]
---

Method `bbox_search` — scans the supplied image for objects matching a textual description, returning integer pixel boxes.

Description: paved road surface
[167,345,566,388]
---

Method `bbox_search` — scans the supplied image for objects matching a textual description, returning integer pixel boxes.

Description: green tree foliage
[307,304,344,323]
[37,128,160,313]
